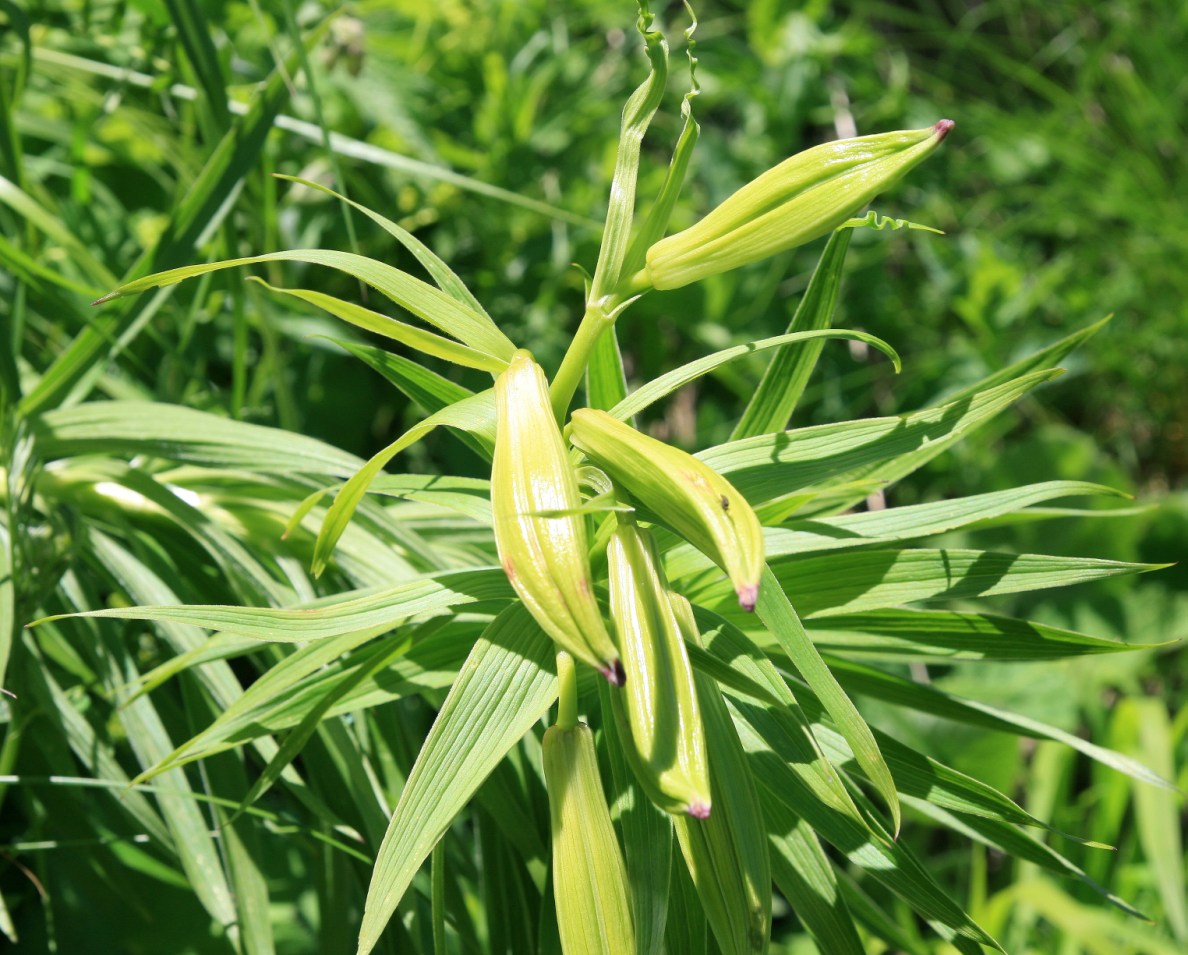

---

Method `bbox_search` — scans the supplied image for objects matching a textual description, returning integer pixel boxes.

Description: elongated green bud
[669,594,772,955]
[607,520,711,818]
[492,351,624,684]
[544,722,636,955]
[570,409,764,611]
[643,121,954,290]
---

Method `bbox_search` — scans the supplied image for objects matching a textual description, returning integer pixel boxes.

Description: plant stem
[549,302,610,422]
[555,650,578,730]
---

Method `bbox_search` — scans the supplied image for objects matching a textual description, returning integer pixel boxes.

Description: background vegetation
[1,0,1183,952]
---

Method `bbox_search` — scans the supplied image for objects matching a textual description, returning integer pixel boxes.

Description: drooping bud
[543,722,636,955]
[669,594,772,955]
[643,121,954,290]
[492,351,624,683]
[569,409,764,611]
[606,520,711,818]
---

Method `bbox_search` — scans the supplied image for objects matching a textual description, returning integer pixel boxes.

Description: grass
[0,1,1183,953]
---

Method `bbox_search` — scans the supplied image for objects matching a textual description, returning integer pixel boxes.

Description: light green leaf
[752,566,901,834]
[312,390,496,575]
[693,549,1164,618]
[249,278,507,373]
[35,401,364,477]
[606,328,899,424]
[807,608,1151,661]
[357,604,556,955]
[31,566,511,642]
[732,228,852,440]
[94,248,517,361]
[700,369,1062,506]
[665,480,1126,579]
[840,210,943,234]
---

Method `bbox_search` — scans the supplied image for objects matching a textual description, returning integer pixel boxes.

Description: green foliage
[1,2,1183,954]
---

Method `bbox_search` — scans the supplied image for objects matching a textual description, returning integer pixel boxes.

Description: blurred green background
[1,0,1184,951]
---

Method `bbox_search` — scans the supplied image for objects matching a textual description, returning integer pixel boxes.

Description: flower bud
[492,352,624,684]
[544,722,636,955]
[606,520,711,818]
[569,409,764,611]
[644,121,954,290]
[669,595,772,955]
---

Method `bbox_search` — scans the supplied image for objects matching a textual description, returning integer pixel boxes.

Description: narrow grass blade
[356,604,556,955]
[732,228,852,439]
[1114,697,1187,938]
[22,29,321,415]
[753,566,901,834]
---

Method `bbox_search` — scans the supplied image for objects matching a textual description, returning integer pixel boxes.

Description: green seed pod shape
[669,594,772,955]
[645,121,954,291]
[607,520,711,818]
[492,351,623,684]
[570,409,764,611]
[544,723,636,955]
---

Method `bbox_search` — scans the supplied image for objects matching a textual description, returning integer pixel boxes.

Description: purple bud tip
[687,802,712,820]
[933,119,955,141]
[602,660,627,687]
[737,584,759,613]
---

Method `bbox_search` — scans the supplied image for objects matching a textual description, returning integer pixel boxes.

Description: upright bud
[544,722,636,955]
[492,351,624,684]
[643,121,954,290]
[570,409,764,611]
[607,520,711,818]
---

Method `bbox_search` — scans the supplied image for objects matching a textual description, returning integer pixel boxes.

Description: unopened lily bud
[544,722,636,955]
[570,409,764,611]
[669,597,771,955]
[643,120,954,290]
[607,520,711,818]
[492,351,624,684]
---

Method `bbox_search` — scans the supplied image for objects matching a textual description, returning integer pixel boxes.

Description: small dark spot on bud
[720,495,730,511]
[933,118,956,141]
[602,659,627,687]
[577,577,590,595]
[502,559,516,581]
[687,801,712,820]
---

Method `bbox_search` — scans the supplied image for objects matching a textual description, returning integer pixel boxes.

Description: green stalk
[549,303,612,422]
[556,650,578,731]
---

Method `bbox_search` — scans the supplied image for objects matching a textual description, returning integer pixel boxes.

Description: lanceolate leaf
[357,604,556,955]
[664,480,1127,579]
[751,567,901,834]
[820,656,1176,790]
[806,608,1148,661]
[699,369,1062,506]
[31,566,511,642]
[312,391,496,575]
[606,328,899,423]
[34,401,364,477]
[732,228,853,440]
[92,248,517,362]
[691,549,1164,618]
[250,278,508,373]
